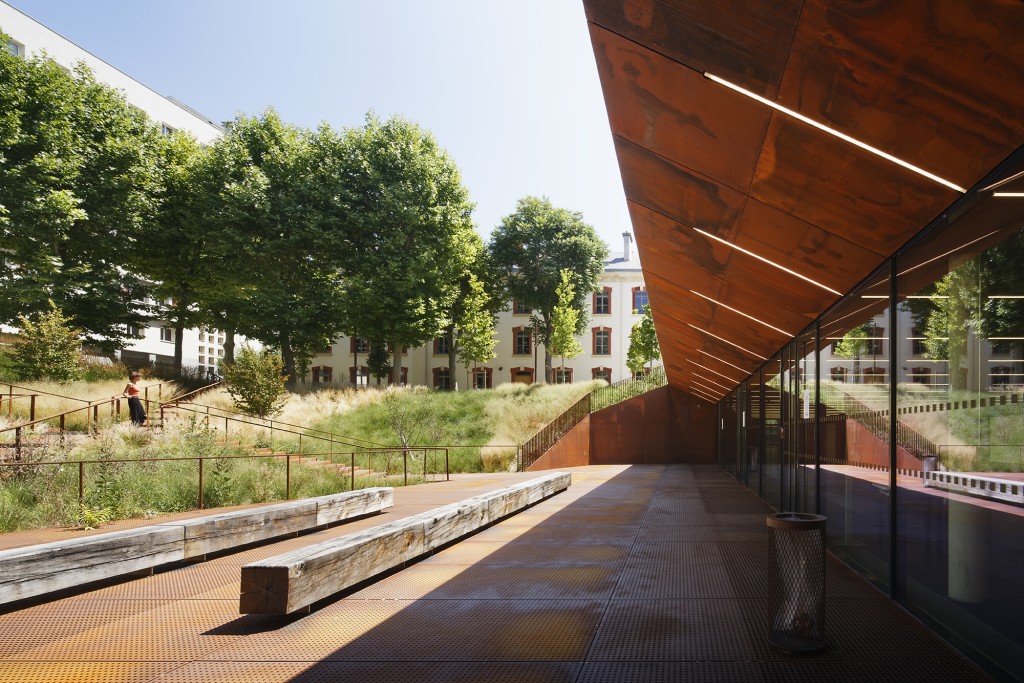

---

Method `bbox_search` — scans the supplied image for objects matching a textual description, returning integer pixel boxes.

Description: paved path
[0,465,990,682]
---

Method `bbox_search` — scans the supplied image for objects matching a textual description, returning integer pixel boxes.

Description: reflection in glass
[897,217,1024,678]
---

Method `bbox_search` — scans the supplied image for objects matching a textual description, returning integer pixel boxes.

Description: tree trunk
[280,334,297,388]
[173,324,184,374]
[353,350,359,390]
[392,344,403,386]
[223,327,235,365]
[543,313,552,384]
[446,323,457,391]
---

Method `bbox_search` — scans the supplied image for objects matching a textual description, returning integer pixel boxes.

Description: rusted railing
[519,393,590,471]
[819,384,940,460]
[161,401,385,453]
[0,446,452,515]
[591,366,667,412]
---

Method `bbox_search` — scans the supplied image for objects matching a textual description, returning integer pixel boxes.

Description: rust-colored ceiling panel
[589,23,770,193]
[615,136,745,234]
[732,199,884,294]
[644,273,790,360]
[777,1,1024,191]
[649,303,765,378]
[584,0,803,98]
[630,202,831,323]
[585,0,1024,402]
[749,114,959,256]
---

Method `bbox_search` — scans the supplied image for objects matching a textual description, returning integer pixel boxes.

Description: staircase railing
[519,393,590,471]
[591,366,667,412]
[819,383,940,460]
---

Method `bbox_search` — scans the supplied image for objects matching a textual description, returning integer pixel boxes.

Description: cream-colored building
[306,232,652,389]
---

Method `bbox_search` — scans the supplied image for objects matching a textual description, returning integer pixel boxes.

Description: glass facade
[716,148,1024,681]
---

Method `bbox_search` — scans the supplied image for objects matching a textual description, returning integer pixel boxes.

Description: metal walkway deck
[0,465,989,682]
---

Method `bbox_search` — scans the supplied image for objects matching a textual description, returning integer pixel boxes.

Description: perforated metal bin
[766,512,827,652]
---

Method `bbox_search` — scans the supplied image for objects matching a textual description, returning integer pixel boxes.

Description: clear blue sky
[7,0,632,249]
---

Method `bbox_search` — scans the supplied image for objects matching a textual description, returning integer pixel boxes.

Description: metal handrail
[591,366,667,412]
[3,382,91,404]
[158,380,223,407]
[169,399,386,449]
[0,445,452,514]
[519,393,590,470]
[160,402,383,453]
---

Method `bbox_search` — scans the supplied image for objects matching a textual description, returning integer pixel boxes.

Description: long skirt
[128,396,146,426]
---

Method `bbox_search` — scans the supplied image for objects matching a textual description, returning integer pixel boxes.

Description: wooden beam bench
[0,487,393,606]
[239,472,571,615]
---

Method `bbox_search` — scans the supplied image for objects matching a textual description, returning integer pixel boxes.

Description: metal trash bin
[922,455,938,474]
[767,512,827,652]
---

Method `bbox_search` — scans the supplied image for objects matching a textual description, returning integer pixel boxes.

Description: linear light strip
[704,73,967,194]
[684,359,742,384]
[981,170,1024,192]
[691,372,731,391]
[898,231,999,278]
[691,379,726,398]
[688,324,768,360]
[690,386,721,403]
[993,193,1024,197]
[691,227,842,296]
[687,289,794,336]
[700,349,752,374]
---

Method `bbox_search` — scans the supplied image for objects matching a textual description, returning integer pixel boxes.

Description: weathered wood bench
[0,487,393,606]
[239,472,571,615]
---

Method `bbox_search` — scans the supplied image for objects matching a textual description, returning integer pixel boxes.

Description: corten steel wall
[845,421,921,471]
[527,416,591,471]
[590,386,715,465]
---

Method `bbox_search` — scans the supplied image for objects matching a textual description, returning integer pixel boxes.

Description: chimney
[622,232,633,262]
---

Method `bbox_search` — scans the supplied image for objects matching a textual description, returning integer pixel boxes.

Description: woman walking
[119,371,147,426]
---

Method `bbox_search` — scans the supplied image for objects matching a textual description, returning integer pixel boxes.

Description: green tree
[549,270,582,383]
[0,38,161,348]
[11,302,83,383]
[366,340,392,386]
[332,114,477,386]
[626,304,661,376]
[832,321,872,384]
[456,272,498,386]
[138,132,218,373]
[217,111,347,385]
[488,196,608,383]
[221,346,287,418]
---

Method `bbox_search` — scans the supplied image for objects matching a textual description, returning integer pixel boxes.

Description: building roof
[584,0,1024,401]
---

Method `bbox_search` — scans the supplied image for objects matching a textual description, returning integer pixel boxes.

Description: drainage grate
[423,540,631,566]
[152,660,583,683]
[578,661,766,683]
[588,599,759,661]
[350,564,620,601]
[613,563,742,599]
[626,541,725,566]
[0,661,179,683]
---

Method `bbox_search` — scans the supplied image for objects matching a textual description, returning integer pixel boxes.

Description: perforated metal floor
[0,465,992,682]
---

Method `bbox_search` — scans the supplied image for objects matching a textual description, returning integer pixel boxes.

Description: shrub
[221,346,288,418]
[11,302,84,383]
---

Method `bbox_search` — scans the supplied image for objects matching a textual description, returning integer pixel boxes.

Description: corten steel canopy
[584,0,1024,401]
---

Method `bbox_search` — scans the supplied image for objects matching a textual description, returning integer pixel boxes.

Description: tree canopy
[333,114,477,385]
[0,38,162,349]
[626,304,660,376]
[488,196,608,383]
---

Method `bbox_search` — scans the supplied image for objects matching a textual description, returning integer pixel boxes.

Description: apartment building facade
[306,232,652,389]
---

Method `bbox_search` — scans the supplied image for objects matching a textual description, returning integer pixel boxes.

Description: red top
[125,382,140,397]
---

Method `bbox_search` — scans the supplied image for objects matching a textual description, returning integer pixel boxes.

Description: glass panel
[762,355,783,510]
[818,267,892,592]
[747,371,763,497]
[795,327,818,513]
[896,159,1024,677]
